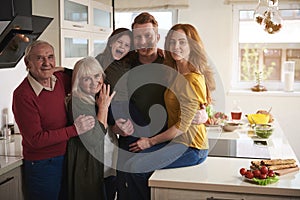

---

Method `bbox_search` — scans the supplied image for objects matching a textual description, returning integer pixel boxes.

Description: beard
[137,47,156,57]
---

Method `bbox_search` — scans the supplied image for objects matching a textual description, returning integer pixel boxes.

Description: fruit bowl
[246,113,270,125]
[222,121,243,132]
[239,166,279,185]
[254,124,274,139]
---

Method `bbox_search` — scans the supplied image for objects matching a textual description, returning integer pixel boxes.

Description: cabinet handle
[207,197,244,200]
[0,177,14,185]
[72,24,84,28]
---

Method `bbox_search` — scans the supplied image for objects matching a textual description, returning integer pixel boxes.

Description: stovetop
[208,138,271,159]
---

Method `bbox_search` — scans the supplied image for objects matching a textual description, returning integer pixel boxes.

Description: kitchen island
[149,121,300,199]
[1,121,300,199]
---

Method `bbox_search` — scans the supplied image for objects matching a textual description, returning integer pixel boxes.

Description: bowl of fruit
[254,124,274,139]
[239,166,279,185]
[222,121,244,132]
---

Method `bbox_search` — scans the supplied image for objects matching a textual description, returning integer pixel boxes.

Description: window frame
[231,3,300,91]
[114,9,178,49]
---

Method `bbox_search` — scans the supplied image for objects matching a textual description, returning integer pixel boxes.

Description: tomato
[259,173,267,179]
[240,168,247,176]
[253,169,261,178]
[245,171,254,179]
[260,166,269,174]
[268,170,275,177]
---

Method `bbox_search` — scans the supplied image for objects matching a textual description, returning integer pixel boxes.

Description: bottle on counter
[231,100,242,121]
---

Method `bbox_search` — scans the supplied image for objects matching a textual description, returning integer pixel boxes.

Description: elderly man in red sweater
[12,40,95,200]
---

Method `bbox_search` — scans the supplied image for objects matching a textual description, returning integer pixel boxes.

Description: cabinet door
[91,33,109,57]
[60,29,90,68]
[0,167,23,200]
[91,1,112,34]
[60,0,89,30]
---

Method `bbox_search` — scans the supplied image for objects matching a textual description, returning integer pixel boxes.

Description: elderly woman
[66,56,115,200]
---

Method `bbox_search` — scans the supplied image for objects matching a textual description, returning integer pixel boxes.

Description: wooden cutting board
[275,167,299,176]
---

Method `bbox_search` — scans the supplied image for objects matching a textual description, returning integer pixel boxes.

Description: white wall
[0,61,27,127]
[0,0,299,159]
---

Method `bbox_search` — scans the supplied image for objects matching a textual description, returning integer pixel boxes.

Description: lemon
[247,113,270,124]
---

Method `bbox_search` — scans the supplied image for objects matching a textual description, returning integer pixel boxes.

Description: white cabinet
[60,0,89,30]
[60,0,112,67]
[60,29,108,67]
[151,187,299,200]
[91,1,112,34]
[0,166,23,200]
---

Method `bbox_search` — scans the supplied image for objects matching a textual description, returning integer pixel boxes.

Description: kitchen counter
[0,135,23,176]
[207,120,297,160]
[149,120,300,199]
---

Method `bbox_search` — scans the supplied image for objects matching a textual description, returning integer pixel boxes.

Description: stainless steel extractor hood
[0,0,53,69]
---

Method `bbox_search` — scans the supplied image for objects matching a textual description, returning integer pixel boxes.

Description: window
[232,4,300,91]
[115,10,177,48]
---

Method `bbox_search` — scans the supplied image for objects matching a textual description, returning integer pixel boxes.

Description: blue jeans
[121,143,208,200]
[125,142,208,173]
[24,155,65,200]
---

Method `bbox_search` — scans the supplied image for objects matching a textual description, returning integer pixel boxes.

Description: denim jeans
[23,155,65,200]
[125,142,208,173]
[120,143,208,200]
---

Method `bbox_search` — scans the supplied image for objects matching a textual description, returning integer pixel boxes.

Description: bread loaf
[261,159,296,166]
[268,163,298,170]
[251,159,298,171]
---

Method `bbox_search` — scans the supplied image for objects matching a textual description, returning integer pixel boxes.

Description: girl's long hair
[71,56,105,104]
[164,24,216,104]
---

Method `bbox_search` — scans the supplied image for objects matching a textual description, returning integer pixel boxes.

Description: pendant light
[253,0,282,34]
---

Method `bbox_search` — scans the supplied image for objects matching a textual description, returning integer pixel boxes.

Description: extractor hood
[0,0,53,69]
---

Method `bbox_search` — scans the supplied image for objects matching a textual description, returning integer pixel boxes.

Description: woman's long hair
[164,24,216,104]
[71,56,105,104]
[95,28,133,69]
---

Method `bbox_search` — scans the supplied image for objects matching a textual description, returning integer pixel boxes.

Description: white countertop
[206,120,298,160]
[149,157,300,197]
[0,135,23,176]
[149,120,300,197]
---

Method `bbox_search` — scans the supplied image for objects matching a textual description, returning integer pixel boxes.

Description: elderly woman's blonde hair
[72,56,105,104]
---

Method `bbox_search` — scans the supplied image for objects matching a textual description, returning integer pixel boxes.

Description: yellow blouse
[164,72,208,149]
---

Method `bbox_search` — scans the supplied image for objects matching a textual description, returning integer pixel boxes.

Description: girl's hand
[129,137,152,152]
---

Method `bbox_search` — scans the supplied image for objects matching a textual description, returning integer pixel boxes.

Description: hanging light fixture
[254,0,269,25]
[253,0,283,34]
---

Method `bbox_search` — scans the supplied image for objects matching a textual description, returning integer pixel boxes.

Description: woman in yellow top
[124,23,216,200]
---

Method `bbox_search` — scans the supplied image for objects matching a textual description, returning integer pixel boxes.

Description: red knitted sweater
[12,71,78,160]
